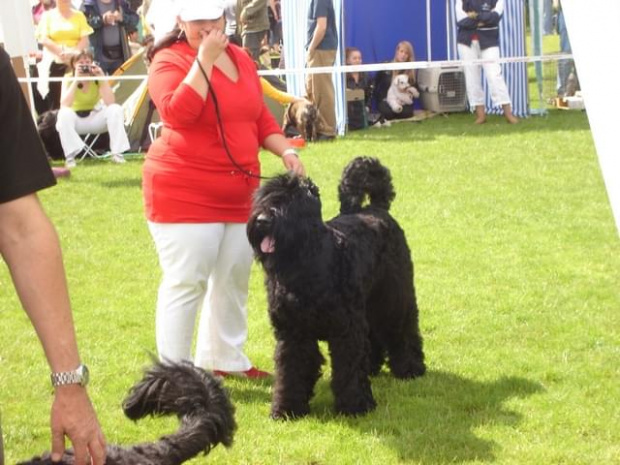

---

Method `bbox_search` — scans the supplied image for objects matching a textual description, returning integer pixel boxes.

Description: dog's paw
[270,404,310,421]
[407,87,420,98]
[391,359,426,379]
[336,396,377,416]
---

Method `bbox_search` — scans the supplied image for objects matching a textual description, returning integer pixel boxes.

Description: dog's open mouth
[261,236,275,253]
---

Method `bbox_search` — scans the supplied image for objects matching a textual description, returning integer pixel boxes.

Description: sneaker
[65,158,77,169]
[213,367,272,379]
[111,153,126,164]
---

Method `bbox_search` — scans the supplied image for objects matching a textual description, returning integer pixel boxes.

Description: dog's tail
[121,359,236,465]
[338,156,396,214]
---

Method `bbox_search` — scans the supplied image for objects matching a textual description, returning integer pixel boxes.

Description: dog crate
[417,66,467,113]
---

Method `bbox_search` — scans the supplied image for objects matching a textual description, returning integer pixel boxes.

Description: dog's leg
[368,329,385,376]
[271,338,324,420]
[328,324,377,416]
[386,303,426,379]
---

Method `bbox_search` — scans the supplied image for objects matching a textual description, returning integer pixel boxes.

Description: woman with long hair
[371,40,418,122]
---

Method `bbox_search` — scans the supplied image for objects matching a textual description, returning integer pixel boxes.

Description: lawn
[1,109,619,464]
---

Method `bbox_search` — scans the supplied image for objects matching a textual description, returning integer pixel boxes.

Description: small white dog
[385,74,419,113]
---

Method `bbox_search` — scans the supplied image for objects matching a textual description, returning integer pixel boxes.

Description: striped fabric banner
[447,0,529,117]
[281,0,346,135]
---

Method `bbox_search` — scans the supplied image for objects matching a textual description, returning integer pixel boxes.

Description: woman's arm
[261,77,303,105]
[59,78,79,108]
[39,36,64,60]
[120,0,140,28]
[98,79,115,106]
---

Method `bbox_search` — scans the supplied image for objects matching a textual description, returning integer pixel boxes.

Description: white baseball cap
[177,0,225,21]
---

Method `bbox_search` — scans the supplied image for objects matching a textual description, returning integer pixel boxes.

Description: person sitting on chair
[370,40,418,122]
[56,50,130,168]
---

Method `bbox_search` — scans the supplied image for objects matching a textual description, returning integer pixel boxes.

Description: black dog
[282,100,319,142]
[20,360,236,465]
[247,156,426,419]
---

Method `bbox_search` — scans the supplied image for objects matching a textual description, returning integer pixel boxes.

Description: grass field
[1,106,619,464]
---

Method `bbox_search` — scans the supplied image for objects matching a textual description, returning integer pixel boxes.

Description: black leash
[195,58,272,180]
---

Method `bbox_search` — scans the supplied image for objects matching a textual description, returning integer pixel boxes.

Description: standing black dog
[20,360,236,465]
[247,156,425,419]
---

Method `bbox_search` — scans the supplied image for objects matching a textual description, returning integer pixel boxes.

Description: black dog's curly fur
[20,360,236,465]
[247,156,426,419]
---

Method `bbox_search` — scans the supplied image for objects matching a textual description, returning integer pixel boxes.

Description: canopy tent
[561,0,620,236]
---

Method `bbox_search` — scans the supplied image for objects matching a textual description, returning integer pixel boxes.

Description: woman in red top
[144,0,305,378]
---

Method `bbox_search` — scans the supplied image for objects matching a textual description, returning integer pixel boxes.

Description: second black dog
[20,360,236,465]
[247,156,426,419]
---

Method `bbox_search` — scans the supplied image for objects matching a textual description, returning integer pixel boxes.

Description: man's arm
[0,194,106,465]
[307,16,327,55]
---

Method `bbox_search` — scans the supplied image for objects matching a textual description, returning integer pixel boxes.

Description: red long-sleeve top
[143,41,282,223]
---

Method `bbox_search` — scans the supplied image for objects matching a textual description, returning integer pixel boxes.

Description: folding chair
[76,133,110,161]
[148,122,163,143]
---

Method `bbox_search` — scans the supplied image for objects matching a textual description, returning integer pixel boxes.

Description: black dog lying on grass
[20,360,236,465]
[247,156,426,419]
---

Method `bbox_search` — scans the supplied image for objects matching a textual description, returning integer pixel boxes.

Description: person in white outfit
[56,49,130,167]
[455,0,518,124]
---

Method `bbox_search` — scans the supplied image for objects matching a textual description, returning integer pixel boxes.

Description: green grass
[1,110,619,464]
[526,31,566,109]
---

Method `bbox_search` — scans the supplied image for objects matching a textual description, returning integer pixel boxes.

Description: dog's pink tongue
[261,236,275,253]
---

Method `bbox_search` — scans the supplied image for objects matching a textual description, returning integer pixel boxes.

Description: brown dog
[283,100,319,142]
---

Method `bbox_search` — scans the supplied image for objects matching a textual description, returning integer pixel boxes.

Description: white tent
[561,0,620,236]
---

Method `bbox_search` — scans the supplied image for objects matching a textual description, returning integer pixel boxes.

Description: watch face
[79,364,90,387]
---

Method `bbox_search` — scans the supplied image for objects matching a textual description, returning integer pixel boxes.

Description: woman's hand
[90,63,105,77]
[293,97,311,104]
[197,29,229,66]
[60,49,78,65]
[282,152,306,177]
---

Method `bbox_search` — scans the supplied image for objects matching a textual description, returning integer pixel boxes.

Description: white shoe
[65,157,77,169]
[110,153,126,164]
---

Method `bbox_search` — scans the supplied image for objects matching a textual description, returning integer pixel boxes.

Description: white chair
[76,133,109,161]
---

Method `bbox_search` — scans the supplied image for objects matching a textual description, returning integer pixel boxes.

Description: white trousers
[147,222,254,372]
[55,104,130,158]
[458,41,512,107]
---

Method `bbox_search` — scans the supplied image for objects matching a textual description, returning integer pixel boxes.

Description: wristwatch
[50,364,90,388]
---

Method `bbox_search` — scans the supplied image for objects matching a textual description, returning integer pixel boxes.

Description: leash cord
[195,58,271,180]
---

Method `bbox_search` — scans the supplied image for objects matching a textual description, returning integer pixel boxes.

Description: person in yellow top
[36,0,94,110]
[56,50,130,168]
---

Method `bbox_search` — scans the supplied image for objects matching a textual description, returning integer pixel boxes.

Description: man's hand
[102,10,121,26]
[50,386,106,465]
